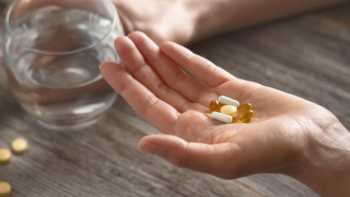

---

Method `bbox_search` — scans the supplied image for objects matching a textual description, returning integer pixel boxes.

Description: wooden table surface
[1,3,350,197]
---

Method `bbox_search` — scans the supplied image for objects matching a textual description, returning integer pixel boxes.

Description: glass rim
[4,0,118,56]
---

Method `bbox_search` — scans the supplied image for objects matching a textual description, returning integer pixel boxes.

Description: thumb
[138,122,303,179]
[138,134,240,178]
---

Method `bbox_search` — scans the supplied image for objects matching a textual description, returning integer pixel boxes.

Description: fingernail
[139,142,167,157]
[139,141,157,153]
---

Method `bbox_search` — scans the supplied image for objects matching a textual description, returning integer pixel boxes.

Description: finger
[115,36,193,112]
[128,32,208,104]
[160,41,235,87]
[138,134,240,178]
[100,62,179,133]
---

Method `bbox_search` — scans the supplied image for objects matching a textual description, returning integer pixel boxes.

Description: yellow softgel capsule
[237,103,253,114]
[239,110,255,123]
[11,138,28,155]
[0,149,11,165]
[220,105,237,116]
[209,100,223,113]
[0,181,11,197]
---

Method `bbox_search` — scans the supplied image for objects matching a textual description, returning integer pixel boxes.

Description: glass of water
[3,0,123,130]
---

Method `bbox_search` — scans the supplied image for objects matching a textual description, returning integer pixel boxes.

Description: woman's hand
[113,0,344,45]
[100,32,350,196]
[114,0,197,44]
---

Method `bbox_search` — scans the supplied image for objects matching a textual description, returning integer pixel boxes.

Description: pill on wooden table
[220,105,237,116]
[210,112,233,123]
[0,181,11,197]
[0,149,11,165]
[11,138,28,155]
[218,96,240,107]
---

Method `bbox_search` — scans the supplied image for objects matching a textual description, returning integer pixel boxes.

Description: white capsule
[218,96,240,107]
[210,112,233,123]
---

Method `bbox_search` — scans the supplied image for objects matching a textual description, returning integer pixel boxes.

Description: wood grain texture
[1,3,350,197]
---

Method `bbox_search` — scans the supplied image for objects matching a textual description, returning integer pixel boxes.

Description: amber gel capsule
[239,110,255,123]
[237,103,253,113]
[209,100,223,113]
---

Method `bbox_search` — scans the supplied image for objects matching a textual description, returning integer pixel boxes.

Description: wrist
[186,0,347,43]
[290,117,350,196]
[185,0,230,42]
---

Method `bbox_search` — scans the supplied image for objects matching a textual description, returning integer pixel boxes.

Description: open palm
[101,32,334,179]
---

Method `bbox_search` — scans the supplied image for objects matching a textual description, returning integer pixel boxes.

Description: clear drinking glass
[3,0,123,130]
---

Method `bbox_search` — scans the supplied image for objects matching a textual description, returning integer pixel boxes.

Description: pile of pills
[208,96,255,124]
[0,138,29,197]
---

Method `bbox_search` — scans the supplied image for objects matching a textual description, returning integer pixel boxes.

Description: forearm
[292,120,350,196]
[188,0,345,41]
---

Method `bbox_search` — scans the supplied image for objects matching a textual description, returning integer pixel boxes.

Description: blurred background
[0,0,10,10]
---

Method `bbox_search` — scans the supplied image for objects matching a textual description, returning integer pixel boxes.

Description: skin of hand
[113,0,346,44]
[100,32,350,196]
[114,0,197,44]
